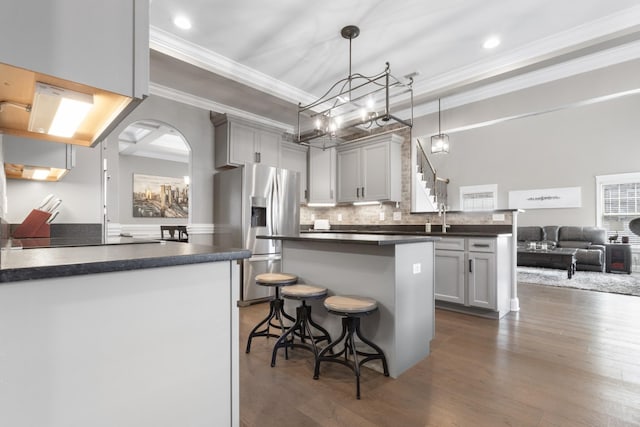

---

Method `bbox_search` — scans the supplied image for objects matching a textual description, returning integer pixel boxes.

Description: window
[596,173,640,246]
[460,184,497,211]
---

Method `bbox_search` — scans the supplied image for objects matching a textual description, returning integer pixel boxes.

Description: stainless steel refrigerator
[213,164,300,305]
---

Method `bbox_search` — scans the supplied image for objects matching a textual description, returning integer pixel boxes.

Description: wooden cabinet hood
[0,62,142,147]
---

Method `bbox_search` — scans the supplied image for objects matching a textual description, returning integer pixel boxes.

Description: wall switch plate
[311,214,315,221]
[492,213,505,221]
[393,211,401,221]
[379,212,385,221]
[337,214,342,222]
[413,263,421,274]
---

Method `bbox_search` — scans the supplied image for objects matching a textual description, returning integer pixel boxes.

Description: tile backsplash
[300,204,514,228]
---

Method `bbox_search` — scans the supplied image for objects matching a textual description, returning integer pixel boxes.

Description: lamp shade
[431,133,450,154]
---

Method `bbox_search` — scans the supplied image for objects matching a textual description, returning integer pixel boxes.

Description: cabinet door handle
[255,152,261,163]
[469,259,473,273]
[357,187,360,198]
[361,186,365,198]
[472,244,490,248]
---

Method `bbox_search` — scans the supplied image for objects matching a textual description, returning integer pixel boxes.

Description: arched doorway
[109,119,192,239]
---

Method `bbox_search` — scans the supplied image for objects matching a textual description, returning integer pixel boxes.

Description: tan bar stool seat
[271,284,332,367]
[245,273,298,354]
[314,294,389,399]
[323,295,378,314]
[256,273,298,285]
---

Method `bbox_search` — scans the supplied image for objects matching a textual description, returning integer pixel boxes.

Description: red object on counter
[12,209,52,238]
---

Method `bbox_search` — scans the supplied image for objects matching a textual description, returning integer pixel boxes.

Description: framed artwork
[132,174,189,218]
[508,186,581,210]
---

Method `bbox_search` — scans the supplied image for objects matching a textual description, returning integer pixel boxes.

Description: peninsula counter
[261,233,438,378]
[0,241,250,427]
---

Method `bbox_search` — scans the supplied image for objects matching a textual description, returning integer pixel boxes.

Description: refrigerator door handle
[249,254,282,262]
[270,172,281,235]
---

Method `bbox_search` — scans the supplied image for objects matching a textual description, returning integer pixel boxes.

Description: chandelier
[296,25,414,145]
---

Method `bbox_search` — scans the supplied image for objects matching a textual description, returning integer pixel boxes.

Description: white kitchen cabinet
[337,147,361,202]
[434,249,465,303]
[1,0,148,99]
[468,251,496,309]
[0,0,148,146]
[308,146,337,205]
[336,133,402,203]
[281,141,308,203]
[256,130,282,167]
[213,114,282,168]
[435,236,511,318]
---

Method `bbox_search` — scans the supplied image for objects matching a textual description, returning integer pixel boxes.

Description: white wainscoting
[108,223,214,239]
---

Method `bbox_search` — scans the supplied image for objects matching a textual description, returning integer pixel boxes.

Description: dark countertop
[259,233,440,245]
[301,230,512,238]
[0,241,251,283]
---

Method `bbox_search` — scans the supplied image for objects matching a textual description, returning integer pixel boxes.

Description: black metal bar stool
[313,295,389,399]
[271,284,332,367]
[245,272,298,354]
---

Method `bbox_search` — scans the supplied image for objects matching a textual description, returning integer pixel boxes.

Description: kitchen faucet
[438,203,450,233]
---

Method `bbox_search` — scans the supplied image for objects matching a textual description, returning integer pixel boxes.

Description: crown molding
[410,5,640,99]
[150,7,640,129]
[442,87,640,136]
[150,26,317,107]
[405,39,640,120]
[149,5,640,116]
[149,82,295,133]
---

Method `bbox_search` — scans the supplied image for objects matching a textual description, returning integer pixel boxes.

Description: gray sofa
[517,225,607,272]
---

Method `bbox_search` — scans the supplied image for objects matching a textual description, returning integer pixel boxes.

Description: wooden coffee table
[517,248,578,279]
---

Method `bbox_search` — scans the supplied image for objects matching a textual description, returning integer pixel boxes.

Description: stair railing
[416,138,450,207]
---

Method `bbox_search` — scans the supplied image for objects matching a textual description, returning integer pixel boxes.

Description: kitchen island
[0,241,250,427]
[261,233,438,378]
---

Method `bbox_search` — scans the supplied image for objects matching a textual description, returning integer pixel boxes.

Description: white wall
[104,95,214,230]
[118,155,188,224]
[413,59,640,227]
[4,143,101,224]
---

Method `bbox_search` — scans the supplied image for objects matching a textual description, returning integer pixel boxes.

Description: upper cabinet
[0,0,149,147]
[336,134,402,203]
[1,0,148,97]
[280,141,308,203]
[212,114,282,169]
[309,147,337,205]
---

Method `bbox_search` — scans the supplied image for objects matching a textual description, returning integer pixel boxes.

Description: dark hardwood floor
[239,283,640,426]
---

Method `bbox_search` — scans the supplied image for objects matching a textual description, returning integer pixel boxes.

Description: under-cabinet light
[28,82,93,138]
[31,168,51,180]
[307,203,336,207]
[353,201,380,206]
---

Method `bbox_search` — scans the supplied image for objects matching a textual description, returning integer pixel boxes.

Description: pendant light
[296,25,414,145]
[430,99,449,154]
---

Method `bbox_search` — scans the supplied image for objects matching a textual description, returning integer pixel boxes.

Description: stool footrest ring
[313,315,389,399]
[271,301,332,367]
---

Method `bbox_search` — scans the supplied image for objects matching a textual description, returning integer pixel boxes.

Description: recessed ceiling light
[483,36,500,49]
[173,15,192,30]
